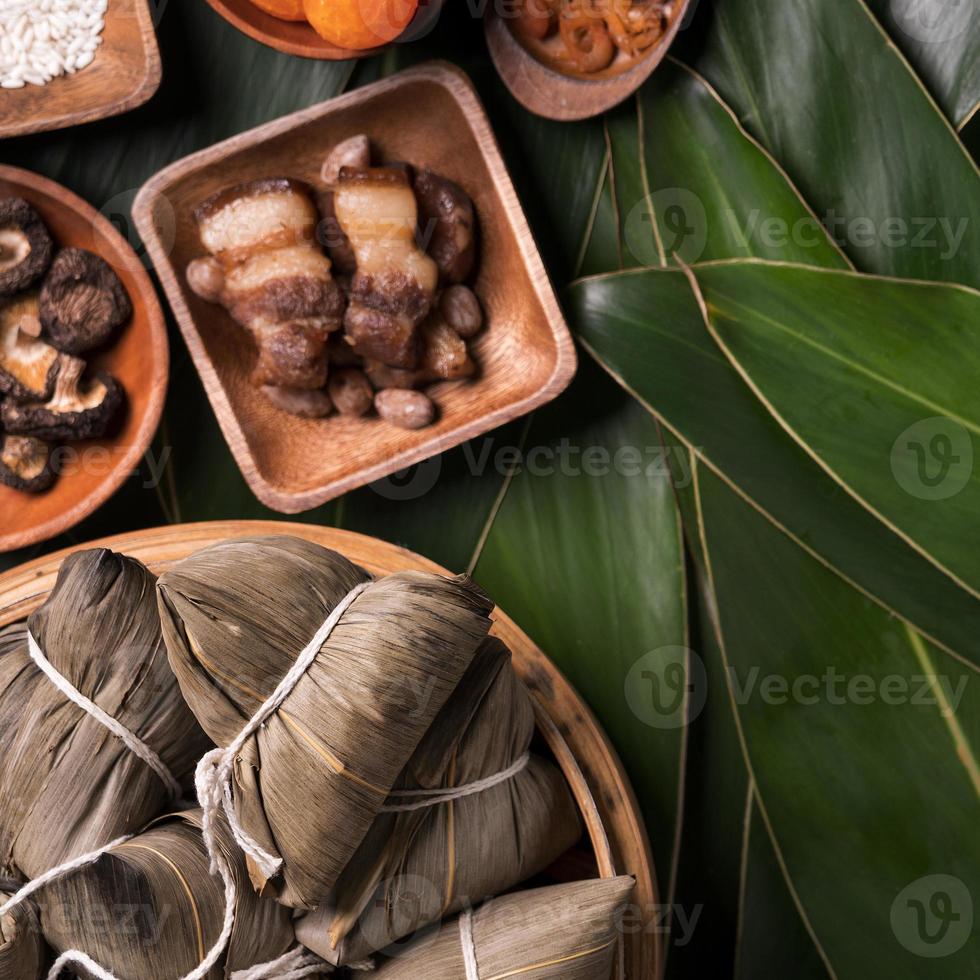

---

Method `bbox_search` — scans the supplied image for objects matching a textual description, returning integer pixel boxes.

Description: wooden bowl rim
[0,0,161,139]
[485,0,692,121]
[0,519,659,978]
[132,61,578,514]
[0,165,170,554]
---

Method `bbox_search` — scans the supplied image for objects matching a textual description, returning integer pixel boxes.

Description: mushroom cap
[1,360,124,442]
[0,197,54,297]
[0,432,55,493]
[39,248,133,354]
[0,292,62,402]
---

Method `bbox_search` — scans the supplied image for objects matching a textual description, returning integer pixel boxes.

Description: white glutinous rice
[0,0,108,89]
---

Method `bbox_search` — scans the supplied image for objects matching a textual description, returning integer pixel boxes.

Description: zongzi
[298,638,583,964]
[0,885,45,980]
[370,876,635,979]
[156,535,494,909]
[0,550,210,882]
[37,810,294,980]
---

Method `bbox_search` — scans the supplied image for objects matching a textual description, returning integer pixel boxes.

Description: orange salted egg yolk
[249,0,307,21]
[303,0,419,49]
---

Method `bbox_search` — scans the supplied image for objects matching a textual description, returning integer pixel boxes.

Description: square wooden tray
[0,0,161,139]
[133,62,576,513]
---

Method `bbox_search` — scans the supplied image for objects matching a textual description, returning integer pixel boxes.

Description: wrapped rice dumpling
[156,535,494,909]
[370,876,635,979]
[298,638,583,964]
[0,550,210,881]
[38,810,294,980]
[0,885,45,980]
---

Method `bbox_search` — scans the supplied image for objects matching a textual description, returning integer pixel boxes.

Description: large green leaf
[694,458,980,979]
[693,261,980,598]
[865,0,980,128]
[570,266,980,663]
[604,60,850,270]
[736,797,829,980]
[664,555,748,979]
[683,0,980,286]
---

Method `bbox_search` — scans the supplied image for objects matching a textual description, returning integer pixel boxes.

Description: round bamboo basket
[0,520,659,978]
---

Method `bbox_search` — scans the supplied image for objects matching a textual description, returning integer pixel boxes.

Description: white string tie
[381,752,531,813]
[231,946,376,979]
[27,631,181,799]
[194,580,371,882]
[230,946,330,979]
[459,908,481,980]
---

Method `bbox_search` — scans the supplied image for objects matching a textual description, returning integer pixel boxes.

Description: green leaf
[569,266,980,664]
[665,556,748,979]
[864,0,980,129]
[735,797,831,980]
[694,260,980,598]
[605,60,850,270]
[684,0,980,286]
[694,458,980,979]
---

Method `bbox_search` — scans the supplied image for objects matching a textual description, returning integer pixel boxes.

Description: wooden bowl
[0,520,658,979]
[0,0,161,139]
[485,0,691,121]
[202,0,444,60]
[133,62,577,514]
[0,166,169,554]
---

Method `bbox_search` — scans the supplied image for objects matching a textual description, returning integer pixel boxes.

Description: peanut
[329,367,373,416]
[186,256,225,303]
[321,134,371,186]
[439,285,483,339]
[375,388,435,430]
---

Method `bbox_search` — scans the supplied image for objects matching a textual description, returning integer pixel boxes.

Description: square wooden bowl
[0,0,161,139]
[133,62,576,513]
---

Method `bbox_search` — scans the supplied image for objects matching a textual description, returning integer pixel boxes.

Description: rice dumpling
[0,550,210,882]
[156,535,494,909]
[370,876,635,979]
[298,638,583,964]
[0,885,45,980]
[37,810,294,980]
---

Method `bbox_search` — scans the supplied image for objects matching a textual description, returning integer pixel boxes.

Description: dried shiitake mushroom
[2,357,123,442]
[39,248,133,354]
[0,198,54,296]
[0,293,62,402]
[0,433,55,493]
[414,170,477,284]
